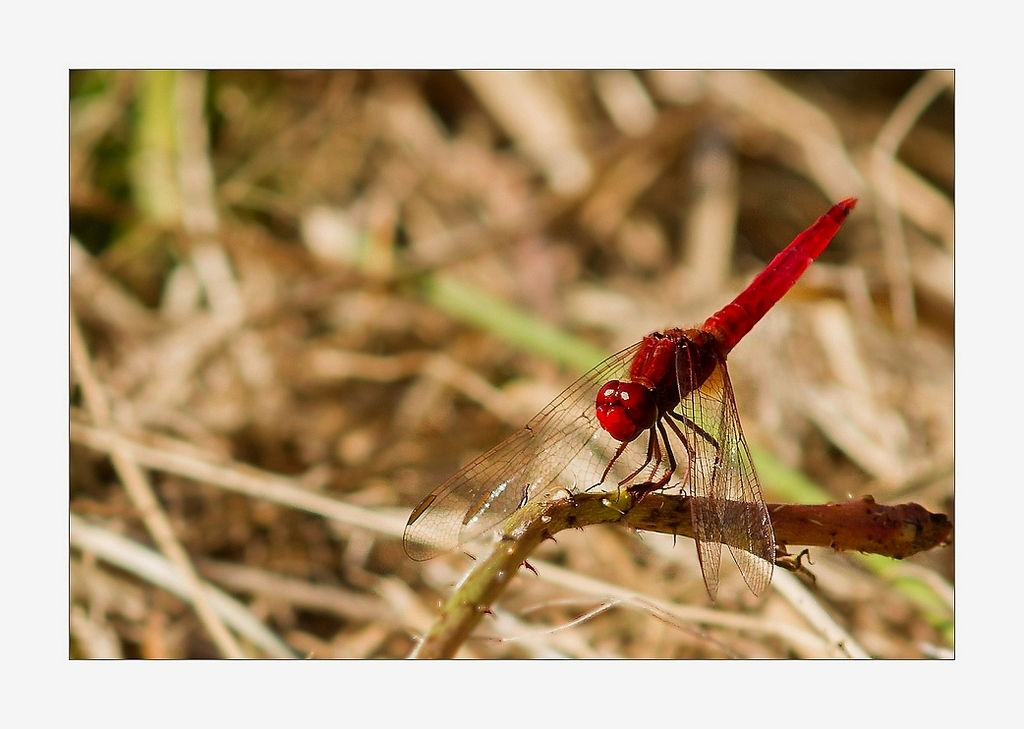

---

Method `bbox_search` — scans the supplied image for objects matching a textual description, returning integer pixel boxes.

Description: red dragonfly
[405,199,857,599]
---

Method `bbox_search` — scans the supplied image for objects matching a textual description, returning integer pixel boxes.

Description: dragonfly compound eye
[595,380,657,442]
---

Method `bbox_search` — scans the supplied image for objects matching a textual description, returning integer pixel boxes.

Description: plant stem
[409,492,951,658]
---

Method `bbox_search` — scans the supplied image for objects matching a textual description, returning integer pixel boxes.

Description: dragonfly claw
[775,547,817,585]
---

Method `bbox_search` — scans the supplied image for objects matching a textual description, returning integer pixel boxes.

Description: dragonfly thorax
[595,328,723,444]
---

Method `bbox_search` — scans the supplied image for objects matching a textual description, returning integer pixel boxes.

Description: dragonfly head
[595,380,657,443]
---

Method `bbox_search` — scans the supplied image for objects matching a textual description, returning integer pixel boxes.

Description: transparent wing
[404,340,663,560]
[677,354,775,599]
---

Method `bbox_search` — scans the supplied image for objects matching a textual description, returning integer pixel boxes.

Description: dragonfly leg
[626,420,679,500]
[665,411,728,554]
[621,427,662,485]
[667,411,726,499]
[661,414,701,496]
[595,409,682,497]
[592,438,634,490]
[668,411,719,450]
[663,414,696,462]
[775,548,816,584]
[595,423,659,489]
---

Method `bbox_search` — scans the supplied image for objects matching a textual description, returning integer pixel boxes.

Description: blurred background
[70,70,953,658]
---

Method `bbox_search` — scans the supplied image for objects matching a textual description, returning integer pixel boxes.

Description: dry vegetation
[70,70,953,659]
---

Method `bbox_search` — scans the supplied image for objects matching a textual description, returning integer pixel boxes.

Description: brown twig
[409,491,951,658]
[627,493,952,559]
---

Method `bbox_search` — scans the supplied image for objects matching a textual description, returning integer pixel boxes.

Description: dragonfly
[405,198,857,599]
